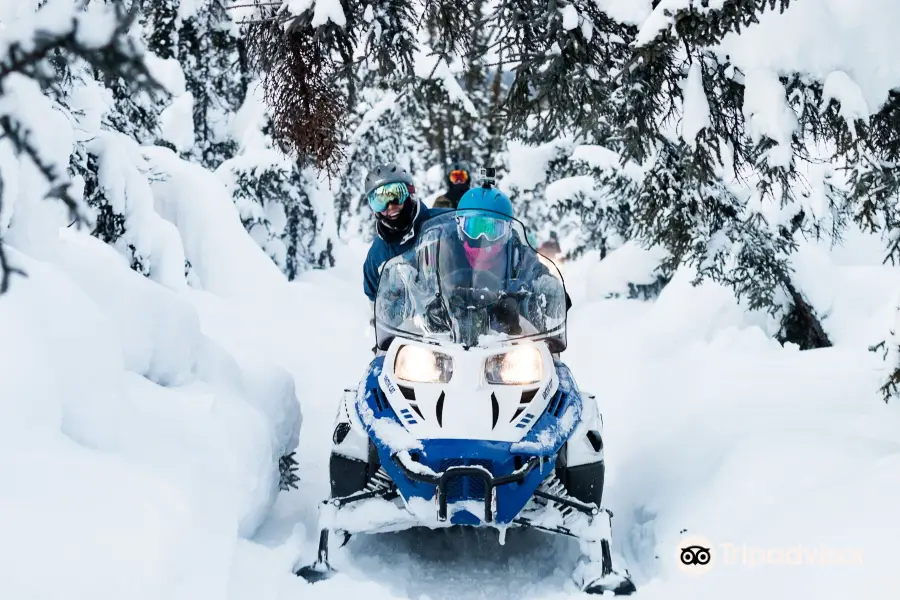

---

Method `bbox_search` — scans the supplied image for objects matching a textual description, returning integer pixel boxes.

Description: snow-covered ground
[2,165,899,600]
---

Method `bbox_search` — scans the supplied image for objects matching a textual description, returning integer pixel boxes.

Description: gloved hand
[493,295,522,335]
[424,296,450,332]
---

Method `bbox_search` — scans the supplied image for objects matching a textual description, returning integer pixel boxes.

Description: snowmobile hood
[352,355,583,525]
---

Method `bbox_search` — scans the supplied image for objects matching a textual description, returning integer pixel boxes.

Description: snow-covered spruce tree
[64,0,186,278]
[223,152,337,278]
[483,1,666,294]
[0,1,162,294]
[595,1,837,349]
[140,0,248,169]
[546,150,638,260]
[95,1,171,147]
[61,0,219,283]
[482,0,865,347]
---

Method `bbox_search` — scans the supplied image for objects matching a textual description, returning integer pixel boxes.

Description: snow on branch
[0,0,164,295]
[636,0,794,48]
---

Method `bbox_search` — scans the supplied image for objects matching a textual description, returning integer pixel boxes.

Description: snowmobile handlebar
[443,286,530,310]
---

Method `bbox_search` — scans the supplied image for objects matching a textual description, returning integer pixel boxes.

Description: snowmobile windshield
[374,210,567,351]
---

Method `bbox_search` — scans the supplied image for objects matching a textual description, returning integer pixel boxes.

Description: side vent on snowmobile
[333,422,351,445]
[520,388,539,404]
[373,389,387,412]
[586,430,603,452]
[545,390,565,418]
[397,384,425,420]
[399,408,418,425]
[511,388,539,422]
[515,412,536,429]
[435,391,446,427]
[491,392,499,429]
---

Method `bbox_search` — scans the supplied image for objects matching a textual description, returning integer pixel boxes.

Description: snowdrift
[0,147,301,600]
[561,233,900,600]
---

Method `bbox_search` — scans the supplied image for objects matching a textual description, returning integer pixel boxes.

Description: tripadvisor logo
[675,535,863,575]
[676,536,715,575]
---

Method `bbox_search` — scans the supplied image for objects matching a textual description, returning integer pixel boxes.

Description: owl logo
[675,536,715,575]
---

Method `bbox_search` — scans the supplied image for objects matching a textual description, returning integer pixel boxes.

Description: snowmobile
[295,210,636,595]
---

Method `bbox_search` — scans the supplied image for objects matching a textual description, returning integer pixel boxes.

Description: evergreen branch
[0,115,83,221]
[638,0,794,49]
[0,1,160,295]
[0,2,161,222]
[278,452,300,490]
[235,15,295,26]
[226,2,283,8]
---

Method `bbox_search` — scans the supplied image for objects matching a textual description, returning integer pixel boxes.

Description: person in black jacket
[431,160,472,209]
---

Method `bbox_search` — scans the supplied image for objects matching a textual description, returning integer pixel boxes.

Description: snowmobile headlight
[485,346,543,385]
[394,345,453,383]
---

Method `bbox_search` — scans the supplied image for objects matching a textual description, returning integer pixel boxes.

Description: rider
[427,184,572,344]
[431,160,472,209]
[362,163,449,304]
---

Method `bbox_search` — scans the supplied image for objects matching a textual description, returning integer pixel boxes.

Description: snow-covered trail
[205,240,900,600]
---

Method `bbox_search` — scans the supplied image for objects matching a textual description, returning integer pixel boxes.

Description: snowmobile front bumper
[318,450,600,535]
[390,451,553,523]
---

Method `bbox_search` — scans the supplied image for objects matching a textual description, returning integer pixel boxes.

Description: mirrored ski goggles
[449,169,469,184]
[457,214,510,242]
[368,182,410,213]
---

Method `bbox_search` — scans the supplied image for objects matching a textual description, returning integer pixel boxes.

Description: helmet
[457,187,513,218]
[365,162,414,197]
[365,162,419,242]
[449,159,472,173]
[456,187,514,249]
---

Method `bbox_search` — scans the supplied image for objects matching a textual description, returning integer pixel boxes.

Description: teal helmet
[457,187,513,218]
[456,187,514,247]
